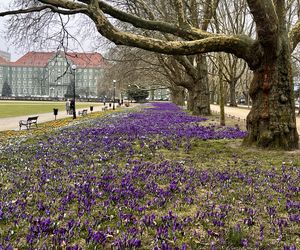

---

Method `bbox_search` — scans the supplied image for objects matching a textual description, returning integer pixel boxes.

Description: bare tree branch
[246,0,278,47]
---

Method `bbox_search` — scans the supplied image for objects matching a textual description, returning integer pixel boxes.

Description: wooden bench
[19,116,39,130]
[102,106,108,111]
[78,109,88,116]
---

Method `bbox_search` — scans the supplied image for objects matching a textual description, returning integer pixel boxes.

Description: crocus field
[0,102,299,249]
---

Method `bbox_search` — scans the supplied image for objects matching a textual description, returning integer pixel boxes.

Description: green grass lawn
[0,100,100,118]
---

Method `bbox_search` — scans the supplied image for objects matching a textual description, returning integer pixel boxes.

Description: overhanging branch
[0,5,87,17]
[96,0,212,40]
[87,4,257,65]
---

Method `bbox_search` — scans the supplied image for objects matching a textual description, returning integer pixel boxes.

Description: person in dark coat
[70,99,75,114]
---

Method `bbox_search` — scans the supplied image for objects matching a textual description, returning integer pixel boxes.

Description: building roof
[11,51,108,68]
[65,52,107,68]
[12,52,53,67]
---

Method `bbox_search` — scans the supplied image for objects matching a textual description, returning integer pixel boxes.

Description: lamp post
[113,79,116,110]
[71,64,77,119]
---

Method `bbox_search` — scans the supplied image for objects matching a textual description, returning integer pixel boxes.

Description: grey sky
[0,0,107,61]
[0,0,19,60]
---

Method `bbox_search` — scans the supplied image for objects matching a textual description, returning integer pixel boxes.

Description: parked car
[238,97,246,104]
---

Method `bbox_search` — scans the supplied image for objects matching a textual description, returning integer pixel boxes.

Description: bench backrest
[28,116,38,121]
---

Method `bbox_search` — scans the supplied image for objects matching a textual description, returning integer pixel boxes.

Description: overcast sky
[0,0,19,60]
[0,0,108,61]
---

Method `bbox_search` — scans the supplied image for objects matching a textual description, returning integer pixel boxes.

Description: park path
[0,103,135,132]
[210,104,300,134]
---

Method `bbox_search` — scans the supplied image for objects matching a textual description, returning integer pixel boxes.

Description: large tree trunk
[243,90,250,106]
[187,79,211,115]
[186,89,194,111]
[229,80,237,107]
[244,43,298,149]
[170,86,185,106]
[150,89,155,101]
[185,56,211,115]
[210,89,216,104]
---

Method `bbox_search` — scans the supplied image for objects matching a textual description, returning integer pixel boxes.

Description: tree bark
[187,56,211,116]
[244,43,298,149]
[229,80,237,107]
[218,55,225,126]
[170,86,185,106]
[187,78,211,115]
[175,55,211,115]
[210,89,216,104]
[187,90,193,111]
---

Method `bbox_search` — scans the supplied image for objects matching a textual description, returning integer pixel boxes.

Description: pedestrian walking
[70,99,75,115]
[66,99,70,114]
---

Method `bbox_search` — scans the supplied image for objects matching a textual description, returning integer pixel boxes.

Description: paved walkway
[0,103,134,132]
[210,104,300,133]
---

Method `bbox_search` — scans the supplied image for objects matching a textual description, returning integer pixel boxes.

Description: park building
[0,51,108,98]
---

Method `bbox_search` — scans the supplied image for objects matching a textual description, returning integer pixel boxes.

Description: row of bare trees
[103,0,252,111]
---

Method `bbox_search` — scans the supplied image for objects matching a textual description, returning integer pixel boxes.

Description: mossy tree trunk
[170,85,185,106]
[186,78,211,115]
[218,55,225,126]
[244,46,298,149]
[229,80,237,107]
[242,0,299,150]
[179,55,211,115]
[186,89,193,111]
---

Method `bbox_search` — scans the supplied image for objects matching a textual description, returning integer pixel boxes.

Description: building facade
[0,51,107,98]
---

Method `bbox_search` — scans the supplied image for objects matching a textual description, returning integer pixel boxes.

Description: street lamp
[71,64,77,119]
[113,79,116,110]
